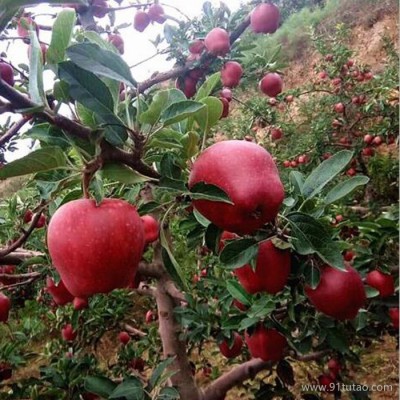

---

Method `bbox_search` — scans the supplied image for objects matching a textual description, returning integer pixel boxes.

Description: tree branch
[0,249,43,265]
[0,116,31,148]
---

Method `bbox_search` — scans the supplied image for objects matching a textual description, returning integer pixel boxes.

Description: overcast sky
[1,0,243,161]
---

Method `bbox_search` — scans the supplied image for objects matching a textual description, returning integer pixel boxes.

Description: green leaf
[28,30,46,105]
[100,163,151,184]
[287,212,345,271]
[189,182,233,204]
[67,43,136,87]
[84,31,118,52]
[0,147,66,179]
[219,238,259,270]
[58,61,127,146]
[180,131,200,158]
[157,387,180,400]
[140,89,186,125]
[195,72,221,100]
[226,280,251,306]
[161,100,205,126]
[324,175,369,204]
[365,286,380,298]
[204,224,221,254]
[158,176,187,192]
[53,80,70,103]
[76,102,98,129]
[46,9,76,65]
[302,150,353,198]
[109,377,144,400]
[326,328,349,353]
[193,209,211,227]
[195,96,223,133]
[148,358,176,390]
[289,170,304,195]
[304,265,321,289]
[84,376,117,398]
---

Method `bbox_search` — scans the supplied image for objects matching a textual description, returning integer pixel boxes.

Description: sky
[1,0,243,161]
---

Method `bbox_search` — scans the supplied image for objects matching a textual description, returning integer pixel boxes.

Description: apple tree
[0,1,398,399]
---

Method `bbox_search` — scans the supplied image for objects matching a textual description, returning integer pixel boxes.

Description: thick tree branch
[201,358,272,400]
[0,249,43,265]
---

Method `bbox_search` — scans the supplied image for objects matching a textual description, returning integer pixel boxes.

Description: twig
[0,116,31,148]
[1,272,41,290]
[0,249,44,265]
[124,324,147,338]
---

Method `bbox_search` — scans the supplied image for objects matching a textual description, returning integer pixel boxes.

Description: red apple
[232,299,247,311]
[259,73,283,97]
[219,97,229,118]
[270,127,283,140]
[46,277,74,306]
[176,76,197,98]
[147,4,166,24]
[298,155,306,164]
[334,103,345,113]
[61,324,77,341]
[364,72,373,80]
[188,140,284,235]
[17,16,38,38]
[327,358,341,378]
[145,310,157,323]
[365,270,395,298]
[219,332,243,358]
[290,160,297,168]
[325,54,334,62]
[234,240,291,294]
[362,147,374,157]
[92,0,108,18]
[204,28,230,56]
[0,62,14,87]
[318,374,336,392]
[318,71,328,80]
[305,263,366,320]
[283,160,291,168]
[119,331,131,345]
[134,11,150,32]
[343,250,354,262]
[47,199,145,298]
[250,3,280,34]
[332,77,341,86]
[23,209,33,224]
[347,59,354,67]
[0,362,12,381]
[220,88,233,102]
[141,215,160,244]
[0,293,11,323]
[372,136,383,146]
[73,297,88,310]
[363,135,373,148]
[389,308,399,329]
[189,40,205,54]
[346,168,356,177]
[285,95,294,103]
[108,34,124,54]
[221,61,243,88]
[130,357,145,371]
[335,215,344,223]
[188,68,204,81]
[245,325,287,361]
[34,213,46,228]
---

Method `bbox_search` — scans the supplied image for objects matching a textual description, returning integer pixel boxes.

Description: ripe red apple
[141,215,160,244]
[0,62,14,87]
[343,250,354,262]
[61,324,77,341]
[335,215,344,223]
[130,357,145,371]
[331,77,341,86]
[318,71,328,80]
[245,325,287,362]
[73,297,88,310]
[365,270,395,298]
[147,4,166,24]
[305,263,366,320]
[0,362,12,381]
[188,140,284,235]
[34,213,46,228]
[334,103,345,113]
[17,16,38,38]
[346,168,356,177]
[204,28,230,56]
[290,160,297,168]
[389,308,399,329]
[134,11,150,32]
[145,310,157,323]
[234,240,291,294]
[347,59,354,67]
[372,136,383,146]
[176,76,197,98]
[232,299,247,311]
[259,73,283,97]
[23,209,33,224]
[189,40,205,54]
[271,127,283,140]
[46,277,74,306]
[318,374,336,392]
[108,34,124,54]
[92,0,108,18]
[188,68,204,81]
[364,72,373,80]
[250,3,280,34]
[285,95,294,103]
[47,199,145,298]
[219,97,229,118]
[283,160,291,168]
[0,293,11,323]
[362,147,374,157]
[325,54,334,62]
[221,61,243,88]
[327,358,341,378]
[119,331,131,345]
[298,155,307,164]
[220,88,233,102]
[219,332,243,358]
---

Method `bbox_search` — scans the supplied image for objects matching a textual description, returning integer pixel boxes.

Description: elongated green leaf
[302,151,353,198]
[67,43,136,87]
[47,9,76,65]
[28,30,46,105]
[226,280,251,306]
[195,96,222,133]
[109,377,144,400]
[84,376,117,398]
[148,357,176,390]
[161,100,205,126]
[287,212,345,270]
[289,170,304,195]
[220,238,259,269]
[189,182,233,204]
[84,31,118,52]
[100,163,151,184]
[59,61,127,146]
[0,147,66,179]
[324,175,369,204]
[195,72,221,100]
